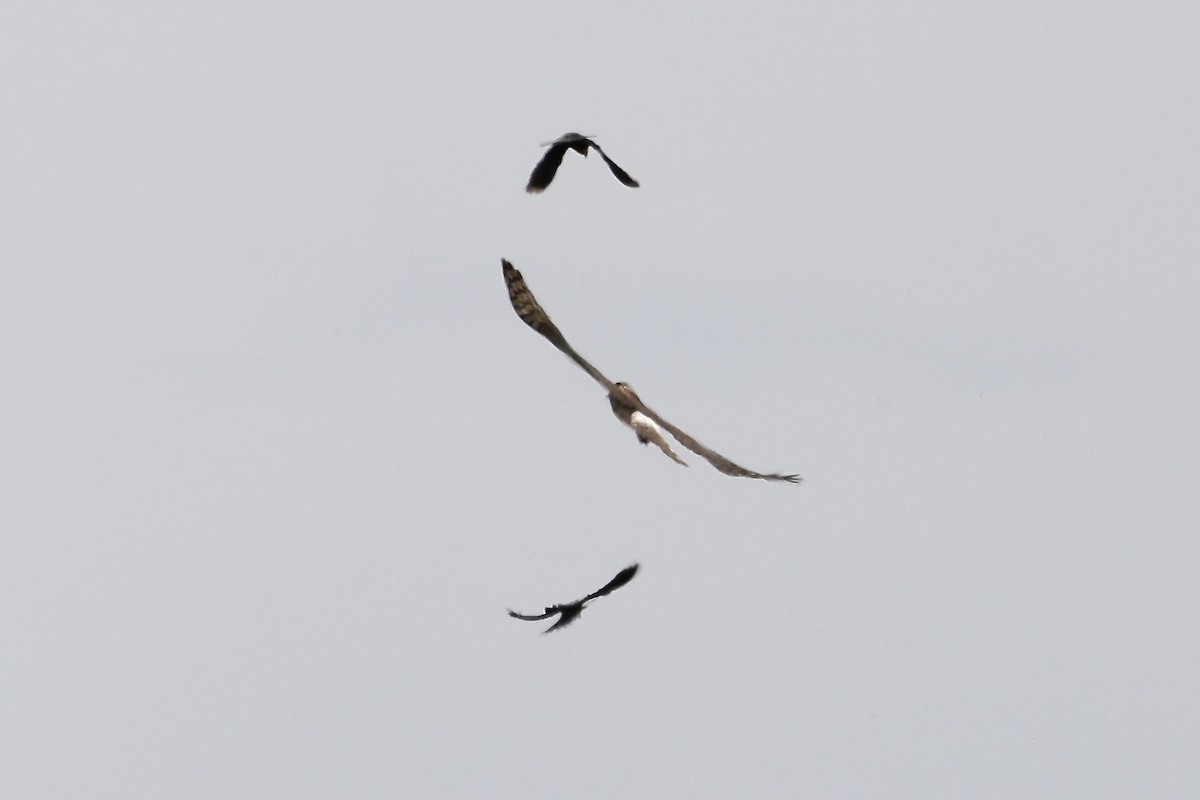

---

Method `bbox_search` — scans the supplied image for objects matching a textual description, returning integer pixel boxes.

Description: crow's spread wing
[507,608,557,622]
[526,142,569,193]
[591,143,640,188]
[583,564,639,603]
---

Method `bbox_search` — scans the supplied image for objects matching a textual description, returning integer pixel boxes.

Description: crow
[508,564,640,634]
[525,132,640,193]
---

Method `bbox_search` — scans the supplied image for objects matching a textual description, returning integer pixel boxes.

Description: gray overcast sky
[3,2,1198,798]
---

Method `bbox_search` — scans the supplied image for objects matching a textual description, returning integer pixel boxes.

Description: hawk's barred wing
[502,259,617,392]
[582,564,639,603]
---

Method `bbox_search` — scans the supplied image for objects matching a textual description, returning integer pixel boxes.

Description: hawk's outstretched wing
[637,400,801,484]
[502,259,617,392]
[582,564,639,603]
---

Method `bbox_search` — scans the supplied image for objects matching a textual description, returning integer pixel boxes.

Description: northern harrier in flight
[502,259,800,483]
[525,133,640,193]
[508,564,639,634]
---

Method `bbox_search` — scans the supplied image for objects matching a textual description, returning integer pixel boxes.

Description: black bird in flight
[508,564,640,634]
[502,259,801,484]
[525,132,640,193]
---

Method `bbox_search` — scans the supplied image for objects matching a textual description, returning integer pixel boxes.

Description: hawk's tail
[631,414,687,467]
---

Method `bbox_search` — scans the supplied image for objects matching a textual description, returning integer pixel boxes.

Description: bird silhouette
[502,259,801,483]
[508,564,640,634]
[525,132,640,193]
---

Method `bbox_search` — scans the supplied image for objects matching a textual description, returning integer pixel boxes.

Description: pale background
[3,2,1198,798]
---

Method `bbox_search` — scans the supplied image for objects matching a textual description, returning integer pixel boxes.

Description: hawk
[525,132,640,193]
[508,564,639,634]
[502,259,801,484]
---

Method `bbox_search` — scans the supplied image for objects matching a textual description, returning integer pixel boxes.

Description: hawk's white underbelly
[628,411,662,436]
